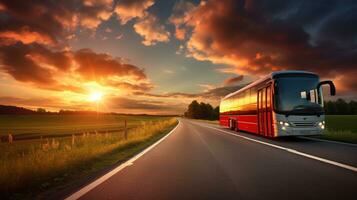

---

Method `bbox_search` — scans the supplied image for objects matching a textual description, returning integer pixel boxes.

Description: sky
[0,0,356,114]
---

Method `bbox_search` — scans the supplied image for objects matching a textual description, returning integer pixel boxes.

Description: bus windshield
[274,76,323,115]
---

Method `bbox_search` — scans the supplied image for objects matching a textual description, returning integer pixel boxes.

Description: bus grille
[291,122,316,127]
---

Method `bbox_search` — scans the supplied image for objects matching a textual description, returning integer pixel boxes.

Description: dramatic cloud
[0,43,71,85]
[79,0,113,29]
[74,48,147,81]
[171,0,357,92]
[107,81,154,92]
[109,97,185,114]
[223,75,244,86]
[0,44,150,93]
[0,0,114,47]
[169,1,195,40]
[135,84,246,100]
[133,14,170,46]
[115,0,154,24]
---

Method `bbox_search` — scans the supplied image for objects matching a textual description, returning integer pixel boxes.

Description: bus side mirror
[317,80,336,96]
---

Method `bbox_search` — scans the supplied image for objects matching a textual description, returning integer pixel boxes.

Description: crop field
[0,116,178,198]
[0,114,169,140]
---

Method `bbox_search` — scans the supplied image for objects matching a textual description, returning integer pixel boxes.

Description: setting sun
[89,92,103,102]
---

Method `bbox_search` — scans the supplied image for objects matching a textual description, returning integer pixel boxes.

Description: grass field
[0,116,177,199]
[324,115,357,132]
[318,115,357,144]
[0,114,168,139]
[194,115,357,144]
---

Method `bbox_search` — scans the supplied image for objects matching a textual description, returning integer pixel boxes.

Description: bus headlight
[318,121,325,129]
[279,121,290,130]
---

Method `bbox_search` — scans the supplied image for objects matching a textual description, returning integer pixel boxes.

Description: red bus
[219,71,336,137]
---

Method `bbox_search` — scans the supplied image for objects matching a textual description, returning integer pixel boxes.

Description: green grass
[191,115,357,144]
[0,118,178,199]
[0,114,168,138]
[324,115,357,133]
[317,115,357,144]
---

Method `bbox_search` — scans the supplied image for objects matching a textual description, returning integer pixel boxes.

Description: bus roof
[222,70,317,100]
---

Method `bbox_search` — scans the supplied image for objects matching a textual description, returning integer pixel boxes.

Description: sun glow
[88,92,103,102]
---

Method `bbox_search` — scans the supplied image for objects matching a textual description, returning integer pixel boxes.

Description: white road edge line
[65,120,180,200]
[298,136,357,147]
[195,123,357,173]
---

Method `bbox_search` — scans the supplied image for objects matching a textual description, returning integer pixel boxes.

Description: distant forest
[184,98,357,120]
[184,100,219,120]
[324,99,357,115]
[0,105,174,116]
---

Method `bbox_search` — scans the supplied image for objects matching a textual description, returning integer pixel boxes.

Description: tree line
[324,99,357,115]
[184,100,219,120]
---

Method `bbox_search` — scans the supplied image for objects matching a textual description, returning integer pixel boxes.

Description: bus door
[258,85,273,136]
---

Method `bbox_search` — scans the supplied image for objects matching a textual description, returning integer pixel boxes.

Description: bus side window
[267,87,271,108]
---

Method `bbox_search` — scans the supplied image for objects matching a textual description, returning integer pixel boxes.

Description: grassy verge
[191,116,357,144]
[314,115,357,144]
[316,130,357,144]
[0,114,169,137]
[0,118,178,199]
[193,119,219,125]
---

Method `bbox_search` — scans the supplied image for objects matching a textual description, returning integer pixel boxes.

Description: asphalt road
[70,119,357,200]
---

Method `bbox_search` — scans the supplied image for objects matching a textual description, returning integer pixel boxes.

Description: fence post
[124,120,127,140]
[72,134,75,146]
[8,134,13,144]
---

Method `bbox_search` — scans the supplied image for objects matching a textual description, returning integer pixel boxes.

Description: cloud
[74,48,147,81]
[115,34,123,40]
[0,44,150,93]
[198,84,215,92]
[104,27,112,33]
[223,75,244,86]
[0,43,71,85]
[163,69,174,74]
[0,0,114,48]
[0,26,55,46]
[114,0,154,25]
[133,14,170,46]
[109,97,184,113]
[134,84,246,100]
[78,0,113,29]
[170,0,357,92]
[108,81,154,91]
[169,0,195,40]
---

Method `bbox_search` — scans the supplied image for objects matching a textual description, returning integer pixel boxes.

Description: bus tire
[235,121,239,132]
[230,119,235,130]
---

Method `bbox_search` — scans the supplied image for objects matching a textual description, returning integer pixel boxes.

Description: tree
[324,99,357,115]
[184,100,219,120]
[36,108,47,113]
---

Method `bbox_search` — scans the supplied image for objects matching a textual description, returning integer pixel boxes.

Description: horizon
[1,0,356,115]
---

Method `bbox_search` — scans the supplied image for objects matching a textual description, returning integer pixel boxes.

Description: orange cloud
[115,0,154,25]
[0,26,54,46]
[223,75,244,86]
[133,14,170,46]
[0,44,151,94]
[170,0,357,93]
